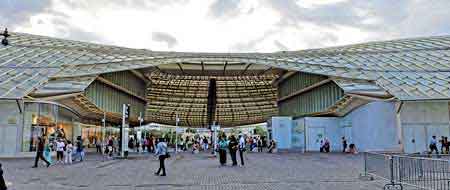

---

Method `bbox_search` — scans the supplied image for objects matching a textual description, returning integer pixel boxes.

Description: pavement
[0,151,390,190]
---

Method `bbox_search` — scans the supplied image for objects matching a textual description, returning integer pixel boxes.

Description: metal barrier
[364,152,450,190]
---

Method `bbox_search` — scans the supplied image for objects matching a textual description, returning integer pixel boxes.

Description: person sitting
[348,144,358,154]
[268,140,276,153]
[323,138,331,153]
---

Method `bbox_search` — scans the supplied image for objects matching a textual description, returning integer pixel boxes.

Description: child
[65,141,73,164]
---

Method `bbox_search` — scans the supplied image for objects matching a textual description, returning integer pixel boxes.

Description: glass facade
[22,102,80,152]
[81,124,120,148]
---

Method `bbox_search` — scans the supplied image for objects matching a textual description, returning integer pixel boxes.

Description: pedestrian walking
[154,138,168,176]
[445,137,450,154]
[65,141,73,164]
[218,135,228,166]
[238,135,246,166]
[74,136,85,162]
[148,136,154,153]
[95,138,101,153]
[142,138,147,152]
[56,138,65,164]
[113,136,119,155]
[257,138,263,152]
[430,136,439,154]
[0,163,7,190]
[228,135,238,166]
[342,136,347,153]
[33,137,51,168]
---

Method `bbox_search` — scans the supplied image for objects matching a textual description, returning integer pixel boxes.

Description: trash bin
[124,151,128,158]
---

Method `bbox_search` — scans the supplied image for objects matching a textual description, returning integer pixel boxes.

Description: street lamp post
[101,112,106,159]
[175,113,179,155]
[138,112,143,153]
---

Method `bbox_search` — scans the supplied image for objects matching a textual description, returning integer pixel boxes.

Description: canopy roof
[1,31,450,126]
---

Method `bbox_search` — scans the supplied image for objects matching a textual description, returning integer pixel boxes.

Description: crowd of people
[32,136,85,168]
[318,136,357,154]
[429,135,450,154]
[216,134,275,167]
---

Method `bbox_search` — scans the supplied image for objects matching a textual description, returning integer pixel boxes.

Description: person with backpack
[154,138,168,176]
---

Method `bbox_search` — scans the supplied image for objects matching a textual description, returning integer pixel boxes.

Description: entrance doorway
[307,127,325,151]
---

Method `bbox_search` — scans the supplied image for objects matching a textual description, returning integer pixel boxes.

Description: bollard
[0,163,7,190]
[383,155,403,190]
[364,152,368,176]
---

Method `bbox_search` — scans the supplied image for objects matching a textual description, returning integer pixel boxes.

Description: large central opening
[141,61,284,127]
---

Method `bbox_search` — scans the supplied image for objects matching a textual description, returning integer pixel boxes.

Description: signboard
[176,127,184,133]
[212,125,220,131]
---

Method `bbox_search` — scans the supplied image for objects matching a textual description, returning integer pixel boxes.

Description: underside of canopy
[1,31,450,127]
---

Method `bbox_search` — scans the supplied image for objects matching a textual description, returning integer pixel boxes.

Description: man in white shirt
[430,136,438,154]
[56,139,65,164]
[238,135,246,166]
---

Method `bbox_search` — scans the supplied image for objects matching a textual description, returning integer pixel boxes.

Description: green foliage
[186,128,196,133]
[254,126,266,136]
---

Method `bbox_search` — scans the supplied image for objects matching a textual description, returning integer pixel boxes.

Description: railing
[363,152,450,190]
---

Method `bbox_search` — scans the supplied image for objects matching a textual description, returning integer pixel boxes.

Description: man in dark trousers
[32,137,50,168]
[0,163,7,190]
[238,135,246,166]
[228,135,238,166]
[342,136,348,153]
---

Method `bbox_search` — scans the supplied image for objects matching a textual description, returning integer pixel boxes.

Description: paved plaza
[0,152,392,190]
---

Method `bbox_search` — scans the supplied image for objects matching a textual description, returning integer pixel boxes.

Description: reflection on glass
[22,102,79,152]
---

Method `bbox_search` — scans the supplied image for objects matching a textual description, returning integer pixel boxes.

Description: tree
[254,126,266,137]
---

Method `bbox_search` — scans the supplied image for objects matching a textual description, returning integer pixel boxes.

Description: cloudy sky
[1,0,449,52]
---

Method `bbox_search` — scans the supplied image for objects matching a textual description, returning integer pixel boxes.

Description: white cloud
[1,0,450,52]
[152,32,178,48]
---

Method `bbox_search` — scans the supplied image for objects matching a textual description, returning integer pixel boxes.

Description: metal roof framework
[1,31,450,126]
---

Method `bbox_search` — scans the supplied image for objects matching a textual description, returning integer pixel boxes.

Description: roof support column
[207,79,217,128]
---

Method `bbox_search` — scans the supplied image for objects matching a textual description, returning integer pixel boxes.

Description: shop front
[0,100,81,157]
[21,101,81,154]
[81,124,120,148]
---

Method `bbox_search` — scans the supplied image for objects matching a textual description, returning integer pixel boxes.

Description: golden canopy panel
[144,62,281,127]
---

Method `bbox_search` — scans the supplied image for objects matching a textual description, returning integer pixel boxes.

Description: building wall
[302,117,341,152]
[101,71,146,97]
[400,101,450,153]
[278,72,344,117]
[343,101,400,152]
[278,72,327,98]
[271,117,293,149]
[0,100,21,156]
[275,101,402,152]
[85,80,146,117]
